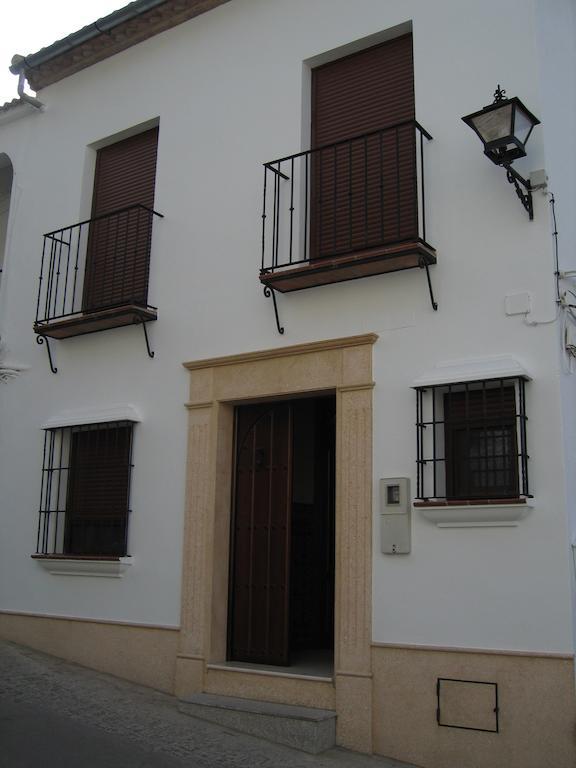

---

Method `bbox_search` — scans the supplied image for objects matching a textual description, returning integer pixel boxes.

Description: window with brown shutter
[415,379,530,502]
[33,125,162,346]
[36,421,134,557]
[311,34,416,259]
[83,127,159,312]
[444,388,519,500]
[260,32,436,299]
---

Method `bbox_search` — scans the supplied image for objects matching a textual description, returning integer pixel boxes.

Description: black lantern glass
[462,88,540,166]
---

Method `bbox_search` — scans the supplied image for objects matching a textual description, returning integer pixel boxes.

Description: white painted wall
[0,0,573,652]
[534,0,576,653]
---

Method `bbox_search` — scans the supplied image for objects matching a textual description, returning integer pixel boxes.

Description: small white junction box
[380,477,411,554]
[505,292,532,316]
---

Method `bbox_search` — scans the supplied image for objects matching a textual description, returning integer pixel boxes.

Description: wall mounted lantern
[462,85,540,219]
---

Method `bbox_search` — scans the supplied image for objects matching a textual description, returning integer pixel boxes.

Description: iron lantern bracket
[501,163,534,220]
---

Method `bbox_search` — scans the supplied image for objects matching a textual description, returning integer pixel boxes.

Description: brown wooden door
[311,34,416,259]
[229,403,293,665]
[83,126,159,312]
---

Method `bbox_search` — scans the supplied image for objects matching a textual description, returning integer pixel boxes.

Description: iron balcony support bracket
[35,317,155,374]
[419,257,438,311]
[263,285,285,335]
[36,335,57,374]
[503,163,533,220]
[136,316,155,358]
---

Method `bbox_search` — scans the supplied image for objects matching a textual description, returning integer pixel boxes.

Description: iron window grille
[36,421,134,557]
[415,377,530,502]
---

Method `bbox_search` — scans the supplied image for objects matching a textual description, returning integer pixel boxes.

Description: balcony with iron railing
[260,120,436,295]
[33,204,163,341]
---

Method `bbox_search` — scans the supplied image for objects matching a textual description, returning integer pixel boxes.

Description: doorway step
[178,693,336,753]
[203,662,335,709]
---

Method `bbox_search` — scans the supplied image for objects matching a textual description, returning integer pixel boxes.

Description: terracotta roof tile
[0,98,24,114]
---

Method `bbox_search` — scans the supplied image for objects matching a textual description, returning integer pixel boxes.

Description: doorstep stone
[178,692,336,754]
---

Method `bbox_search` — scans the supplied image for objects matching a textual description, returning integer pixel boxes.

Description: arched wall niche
[0,154,14,288]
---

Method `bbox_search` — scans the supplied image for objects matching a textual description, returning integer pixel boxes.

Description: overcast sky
[0,1,124,104]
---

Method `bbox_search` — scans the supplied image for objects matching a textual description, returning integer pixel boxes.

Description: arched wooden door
[228,402,293,666]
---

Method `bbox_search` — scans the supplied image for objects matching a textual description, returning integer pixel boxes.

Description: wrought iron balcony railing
[260,120,435,298]
[34,204,163,334]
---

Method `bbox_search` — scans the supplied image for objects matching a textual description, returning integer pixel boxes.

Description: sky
[0,0,125,104]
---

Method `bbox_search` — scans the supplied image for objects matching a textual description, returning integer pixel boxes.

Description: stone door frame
[178,333,377,752]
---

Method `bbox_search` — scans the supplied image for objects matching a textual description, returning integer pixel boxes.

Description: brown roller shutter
[83,127,159,311]
[444,387,517,423]
[311,35,416,258]
[312,34,414,145]
[444,388,519,500]
[64,423,133,556]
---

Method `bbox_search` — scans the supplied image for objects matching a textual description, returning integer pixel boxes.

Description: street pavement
[0,640,420,768]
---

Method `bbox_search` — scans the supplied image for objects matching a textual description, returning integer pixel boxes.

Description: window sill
[31,555,132,578]
[414,499,533,527]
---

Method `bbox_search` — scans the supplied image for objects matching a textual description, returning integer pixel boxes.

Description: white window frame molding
[413,354,531,388]
[42,403,142,429]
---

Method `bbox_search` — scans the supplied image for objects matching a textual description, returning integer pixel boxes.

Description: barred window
[415,378,530,502]
[37,421,134,557]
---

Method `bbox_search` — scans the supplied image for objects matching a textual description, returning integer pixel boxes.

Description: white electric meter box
[380,477,411,554]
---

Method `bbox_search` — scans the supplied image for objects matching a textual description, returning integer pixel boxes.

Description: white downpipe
[11,56,43,110]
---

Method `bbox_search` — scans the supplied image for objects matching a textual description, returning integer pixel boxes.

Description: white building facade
[0,1,575,766]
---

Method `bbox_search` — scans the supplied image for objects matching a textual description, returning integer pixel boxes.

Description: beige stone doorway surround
[178,334,377,752]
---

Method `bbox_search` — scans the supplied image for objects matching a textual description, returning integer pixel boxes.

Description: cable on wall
[520,192,576,374]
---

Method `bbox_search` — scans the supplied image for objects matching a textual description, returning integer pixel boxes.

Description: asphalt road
[0,640,418,768]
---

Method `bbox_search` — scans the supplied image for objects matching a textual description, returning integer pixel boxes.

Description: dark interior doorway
[228,395,335,672]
